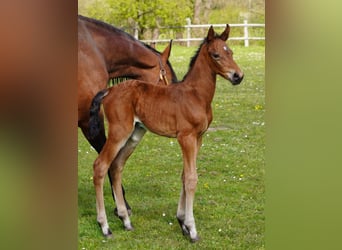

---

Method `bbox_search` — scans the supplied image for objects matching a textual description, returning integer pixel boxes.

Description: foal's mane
[181,34,222,81]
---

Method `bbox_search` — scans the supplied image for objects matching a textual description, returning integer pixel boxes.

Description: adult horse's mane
[79,15,177,83]
[79,16,167,57]
[79,15,134,41]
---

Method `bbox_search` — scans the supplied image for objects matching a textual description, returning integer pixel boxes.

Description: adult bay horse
[89,24,243,242]
[78,15,178,214]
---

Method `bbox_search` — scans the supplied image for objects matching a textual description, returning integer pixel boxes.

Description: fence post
[244,19,249,47]
[186,18,191,47]
[133,21,139,39]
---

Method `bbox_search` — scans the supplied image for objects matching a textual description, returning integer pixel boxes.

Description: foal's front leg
[176,134,201,242]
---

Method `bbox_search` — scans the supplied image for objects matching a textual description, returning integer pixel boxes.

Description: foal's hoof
[124,224,134,231]
[98,224,113,239]
[104,230,113,239]
[177,218,200,243]
[177,218,190,236]
[190,235,200,243]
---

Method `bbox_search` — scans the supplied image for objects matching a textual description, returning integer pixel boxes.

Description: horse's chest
[180,105,212,133]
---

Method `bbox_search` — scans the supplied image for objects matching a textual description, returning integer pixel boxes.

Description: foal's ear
[220,24,230,41]
[161,40,173,63]
[207,25,215,42]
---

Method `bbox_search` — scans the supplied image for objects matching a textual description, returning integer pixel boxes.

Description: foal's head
[206,25,244,85]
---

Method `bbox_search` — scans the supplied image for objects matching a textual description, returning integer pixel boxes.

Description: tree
[84,0,192,39]
[193,0,201,24]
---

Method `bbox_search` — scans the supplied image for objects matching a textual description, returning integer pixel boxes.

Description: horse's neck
[90,26,158,73]
[182,50,216,104]
[108,38,154,65]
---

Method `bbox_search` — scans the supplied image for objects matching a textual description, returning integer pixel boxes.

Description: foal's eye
[212,53,220,60]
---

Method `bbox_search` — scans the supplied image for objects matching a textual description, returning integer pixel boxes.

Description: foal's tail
[89,89,109,139]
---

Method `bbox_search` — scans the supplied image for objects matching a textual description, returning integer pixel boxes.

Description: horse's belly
[135,115,177,138]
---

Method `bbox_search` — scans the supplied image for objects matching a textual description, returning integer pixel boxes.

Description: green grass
[78,44,265,249]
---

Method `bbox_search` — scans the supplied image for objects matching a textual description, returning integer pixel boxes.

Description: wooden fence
[140,19,265,47]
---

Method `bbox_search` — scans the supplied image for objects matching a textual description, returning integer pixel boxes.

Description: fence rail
[140,19,265,47]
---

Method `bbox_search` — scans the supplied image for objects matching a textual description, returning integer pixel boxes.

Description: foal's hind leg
[79,118,132,215]
[93,125,134,237]
[109,124,146,231]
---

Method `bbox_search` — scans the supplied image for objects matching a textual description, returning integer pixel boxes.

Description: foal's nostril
[232,72,243,84]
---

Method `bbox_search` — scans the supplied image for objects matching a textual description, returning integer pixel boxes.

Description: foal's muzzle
[228,71,244,85]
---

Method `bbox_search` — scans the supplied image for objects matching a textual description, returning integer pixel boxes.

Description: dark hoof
[177,217,200,243]
[177,217,191,236]
[114,208,132,217]
[97,222,113,238]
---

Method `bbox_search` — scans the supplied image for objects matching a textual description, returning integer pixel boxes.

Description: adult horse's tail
[89,89,109,139]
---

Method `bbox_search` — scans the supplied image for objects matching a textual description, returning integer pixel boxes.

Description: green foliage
[79,0,264,40]
[205,0,265,47]
[210,0,264,22]
[83,0,192,39]
[78,44,265,249]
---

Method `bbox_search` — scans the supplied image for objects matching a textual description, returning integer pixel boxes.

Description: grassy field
[78,44,265,249]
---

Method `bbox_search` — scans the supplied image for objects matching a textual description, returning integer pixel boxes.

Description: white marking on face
[227,71,235,81]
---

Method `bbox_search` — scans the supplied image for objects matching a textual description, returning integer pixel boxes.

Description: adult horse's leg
[79,116,132,215]
[109,124,146,230]
[176,133,201,243]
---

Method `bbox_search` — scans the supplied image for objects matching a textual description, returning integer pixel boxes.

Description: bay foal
[89,25,243,242]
